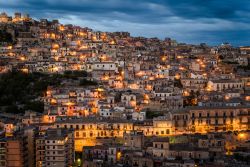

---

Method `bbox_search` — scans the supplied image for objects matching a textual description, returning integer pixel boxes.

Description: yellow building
[172,106,249,133]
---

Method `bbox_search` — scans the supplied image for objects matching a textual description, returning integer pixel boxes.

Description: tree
[146,110,163,119]
[0,71,99,114]
[79,79,97,86]
[0,30,13,43]
[4,105,20,113]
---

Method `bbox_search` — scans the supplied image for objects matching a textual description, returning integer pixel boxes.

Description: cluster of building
[0,13,250,167]
[82,131,250,167]
[0,127,74,167]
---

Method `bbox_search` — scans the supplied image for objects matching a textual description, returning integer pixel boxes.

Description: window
[58,151,63,154]
[230,112,234,117]
[57,146,63,149]
[230,119,233,124]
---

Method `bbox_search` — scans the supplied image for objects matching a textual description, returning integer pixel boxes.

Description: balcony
[238,113,250,116]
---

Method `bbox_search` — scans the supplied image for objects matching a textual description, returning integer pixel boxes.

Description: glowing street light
[52,44,59,49]
[238,133,246,140]
[77,158,81,166]
[20,56,26,61]
[175,74,180,80]
[58,25,65,31]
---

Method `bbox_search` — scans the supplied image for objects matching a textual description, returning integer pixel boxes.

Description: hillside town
[0,12,249,167]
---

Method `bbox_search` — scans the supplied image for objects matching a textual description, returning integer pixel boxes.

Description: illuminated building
[35,128,75,167]
[123,131,144,149]
[152,138,169,158]
[173,106,250,133]
[54,117,134,151]
[121,93,137,107]
[0,131,29,167]
[207,79,243,92]
[0,12,12,22]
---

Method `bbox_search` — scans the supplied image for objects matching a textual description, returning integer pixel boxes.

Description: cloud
[0,0,250,45]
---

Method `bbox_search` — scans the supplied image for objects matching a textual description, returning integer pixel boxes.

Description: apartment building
[35,128,75,167]
[123,131,144,149]
[172,106,250,133]
[0,133,28,167]
[207,79,243,91]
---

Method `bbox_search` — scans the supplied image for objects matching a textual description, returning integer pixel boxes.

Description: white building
[207,80,243,91]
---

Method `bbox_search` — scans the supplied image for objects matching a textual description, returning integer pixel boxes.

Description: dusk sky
[1,0,250,46]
